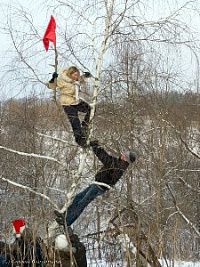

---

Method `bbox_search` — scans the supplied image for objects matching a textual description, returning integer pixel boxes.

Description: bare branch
[178,177,200,194]
[162,119,200,160]
[0,145,64,166]
[166,182,200,238]
[1,177,59,210]
[37,132,77,147]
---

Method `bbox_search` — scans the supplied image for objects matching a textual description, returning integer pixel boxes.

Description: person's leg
[66,186,91,209]
[76,101,91,138]
[76,101,91,125]
[54,185,92,227]
[66,184,105,226]
[63,105,87,147]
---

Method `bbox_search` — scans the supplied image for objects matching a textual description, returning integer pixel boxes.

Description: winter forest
[1,0,200,266]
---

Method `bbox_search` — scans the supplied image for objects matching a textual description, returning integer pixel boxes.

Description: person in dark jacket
[10,219,44,267]
[53,233,87,267]
[55,141,136,226]
[0,241,9,267]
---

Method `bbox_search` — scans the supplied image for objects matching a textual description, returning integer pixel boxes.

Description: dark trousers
[63,101,91,146]
[0,255,7,267]
[66,184,105,226]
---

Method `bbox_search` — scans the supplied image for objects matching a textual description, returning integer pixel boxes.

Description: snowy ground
[159,260,200,267]
[87,259,200,267]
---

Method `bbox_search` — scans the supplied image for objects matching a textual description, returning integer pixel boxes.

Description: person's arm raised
[90,141,117,166]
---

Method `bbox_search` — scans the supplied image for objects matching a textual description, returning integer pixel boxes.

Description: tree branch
[37,132,77,147]
[1,177,59,210]
[166,182,200,238]
[0,145,64,166]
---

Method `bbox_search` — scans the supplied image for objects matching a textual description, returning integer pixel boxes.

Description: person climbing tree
[46,66,91,147]
[55,141,136,226]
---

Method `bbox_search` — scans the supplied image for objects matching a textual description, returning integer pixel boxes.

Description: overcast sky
[0,0,200,100]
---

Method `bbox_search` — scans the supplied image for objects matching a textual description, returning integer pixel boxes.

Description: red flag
[43,15,56,51]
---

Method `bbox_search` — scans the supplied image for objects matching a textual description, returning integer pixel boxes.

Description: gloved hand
[49,72,58,83]
[52,72,58,79]
[83,71,91,78]
[54,210,65,226]
[90,140,99,147]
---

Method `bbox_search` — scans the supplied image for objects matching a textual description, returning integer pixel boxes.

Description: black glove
[49,72,58,83]
[90,140,99,147]
[54,210,65,226]
[83,71,91,78]
[53,72,58,79]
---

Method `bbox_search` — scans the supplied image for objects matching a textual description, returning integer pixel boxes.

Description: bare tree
[1,0,200,266]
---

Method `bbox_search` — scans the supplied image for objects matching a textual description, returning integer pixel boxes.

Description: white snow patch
[159,259,200,267]
[116,233,136,254]
[87,259,200,267]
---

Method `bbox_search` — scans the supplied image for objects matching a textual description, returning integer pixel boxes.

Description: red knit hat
[12,219,26,238]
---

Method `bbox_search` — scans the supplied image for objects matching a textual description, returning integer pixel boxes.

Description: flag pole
[53,44,58,102]
[43,15,58,102]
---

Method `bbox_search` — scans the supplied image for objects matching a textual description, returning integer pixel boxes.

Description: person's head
[67,66,80,81]
[120,151,136,163]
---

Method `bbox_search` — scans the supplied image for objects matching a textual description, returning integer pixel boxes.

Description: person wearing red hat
[11,219,44,267]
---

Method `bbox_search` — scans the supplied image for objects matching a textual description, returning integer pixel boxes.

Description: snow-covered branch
[1,177,59,210]
[37,132,77,147]
[0,145,64,166]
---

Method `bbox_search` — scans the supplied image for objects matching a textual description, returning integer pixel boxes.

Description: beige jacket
[46,68,86,106]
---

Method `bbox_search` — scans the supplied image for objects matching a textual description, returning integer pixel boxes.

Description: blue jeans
[66,184,106,226]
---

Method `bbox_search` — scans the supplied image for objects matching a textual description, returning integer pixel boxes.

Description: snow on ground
[159,259,200,267]
[87,259,200,267]
[88,259,128,266]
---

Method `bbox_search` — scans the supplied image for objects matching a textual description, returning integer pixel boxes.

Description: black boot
[73,129,88,148]
[81,121,89,138]
[54,210,73,235]
[75,136,88,148]
[54,210,65,226]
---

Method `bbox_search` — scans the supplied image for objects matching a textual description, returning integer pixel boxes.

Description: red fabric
[43,15,56,51]
[12,219,25,233]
